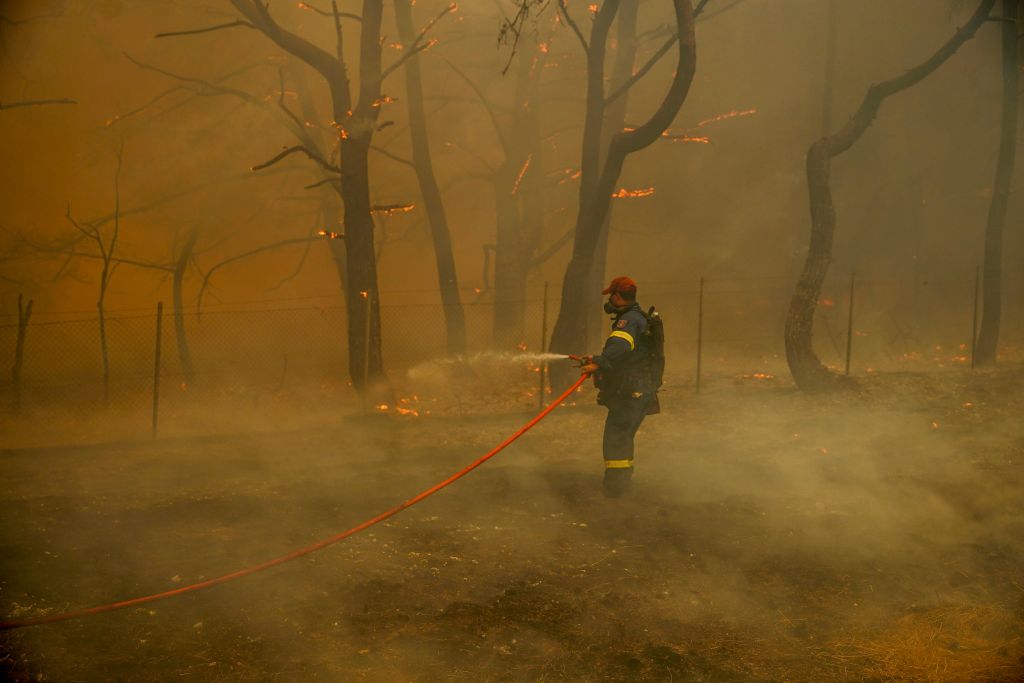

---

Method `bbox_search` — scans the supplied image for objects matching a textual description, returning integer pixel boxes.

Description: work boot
[602,467,633,498]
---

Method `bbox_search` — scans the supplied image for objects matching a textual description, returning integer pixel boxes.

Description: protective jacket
[592,302,656,399]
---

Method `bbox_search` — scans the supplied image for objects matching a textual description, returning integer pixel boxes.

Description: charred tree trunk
[586,0,639,345]
[340,136,384,390]
[231,0,387,393]
[975,0,1019,365]
[395,0,466,354]
[173,228,199,387]
[321,190,348,293]
[549,0,696,384]
[785,0,995,390]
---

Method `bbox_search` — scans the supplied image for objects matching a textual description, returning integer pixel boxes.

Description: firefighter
[580,276,656,498]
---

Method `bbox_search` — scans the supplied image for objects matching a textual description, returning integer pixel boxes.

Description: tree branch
[154,20,254,39]
[381,2,456,81]
[604,32,679,108]
[295,1,361,21]
[197,236,322,314]
[252,145,342,173]
[557,0,588,53]
[0,98,76,110]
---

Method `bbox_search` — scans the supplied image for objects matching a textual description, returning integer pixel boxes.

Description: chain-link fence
[1,274,1021,446]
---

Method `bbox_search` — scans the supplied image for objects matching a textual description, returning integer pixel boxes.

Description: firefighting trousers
[602,392,653,470]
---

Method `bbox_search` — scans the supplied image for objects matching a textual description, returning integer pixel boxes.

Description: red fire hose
[0,373,589,631]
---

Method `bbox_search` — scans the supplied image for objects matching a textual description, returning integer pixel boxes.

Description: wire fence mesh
[1,274,1020,446]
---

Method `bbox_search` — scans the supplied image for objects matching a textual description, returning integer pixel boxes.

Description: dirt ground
[1,365,1022,681]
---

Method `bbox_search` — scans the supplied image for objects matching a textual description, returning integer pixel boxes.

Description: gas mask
[604,299,629,315]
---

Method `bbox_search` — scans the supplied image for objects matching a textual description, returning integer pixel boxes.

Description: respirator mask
[604,299,629,315]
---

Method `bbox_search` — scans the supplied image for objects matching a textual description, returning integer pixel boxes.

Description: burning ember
[737,372,775,380]
[371,203,415,215]
[318,229,344,239]
[510,154,532,195]
[611,187,655,199]
[372,95,398,108]
[376,396,424,417]
[656,107,758,145]
[695,108,758,128]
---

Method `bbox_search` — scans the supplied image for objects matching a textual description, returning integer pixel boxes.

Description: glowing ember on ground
[318,229,344,239]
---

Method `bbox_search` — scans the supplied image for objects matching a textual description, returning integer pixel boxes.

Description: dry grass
[830,604,1024,682]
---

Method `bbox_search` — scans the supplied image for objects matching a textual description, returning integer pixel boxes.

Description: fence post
[539,281,549,410]
[970,265,980,369]
[152,301,163,438]
[844,272,855,376]
[12,293,33,413]
[696,276,704,393]
[362,290,372,409]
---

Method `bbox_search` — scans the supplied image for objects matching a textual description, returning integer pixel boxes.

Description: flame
[667,134,710,144]
[510,154,532,195]
[318,229,344,239]
[389,42,404,49]
[655,107,758,145]
[372,95,397,108]
[588,3,598,12]
[819,299,834,307]
[738,372,775,380]
[610,187,655,199]
[539,42,549,54]
[359,290,369,299]
[376,403,389,412]
[695,108,758,128]
[554,168,581,184]
[395,396,421,417]
[371,203,415,215]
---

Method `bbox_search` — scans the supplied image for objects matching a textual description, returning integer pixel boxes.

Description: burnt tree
[394,0,466,354]
[230,0,390,392]
[975,0,1019,365]
[785,0,995,390]
[548,0,696,374]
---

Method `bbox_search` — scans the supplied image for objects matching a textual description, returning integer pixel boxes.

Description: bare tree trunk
[549,0,696,383]
[230,0,387,394]
[492,49,541,347]
[975,0,1019,365]
[11,294,33,412]
[586,0,639,345]
[395,0,466,354]
[341,136,384,391]
[785,0,995,390]
[173,229,199,387]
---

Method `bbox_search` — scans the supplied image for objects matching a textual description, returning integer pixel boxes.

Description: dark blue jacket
[593,303,653,395]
